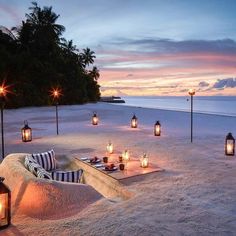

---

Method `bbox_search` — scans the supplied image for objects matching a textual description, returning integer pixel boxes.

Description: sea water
[117,96,236,117]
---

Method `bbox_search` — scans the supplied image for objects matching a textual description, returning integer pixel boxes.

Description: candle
[122,150,130,161]
[106,142,113,154]
[140,153,149,168]
[227,142,233,154]
[0,195,5,219]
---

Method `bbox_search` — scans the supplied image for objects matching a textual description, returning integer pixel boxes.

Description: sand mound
[0,153,102,220]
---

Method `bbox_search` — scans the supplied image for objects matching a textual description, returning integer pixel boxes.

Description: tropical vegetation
[0,2,100,108]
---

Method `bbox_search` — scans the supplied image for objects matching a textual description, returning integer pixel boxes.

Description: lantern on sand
[225,133,235,156]
[131,114,138,128]
[21,120,32,142]
[0,177,10,229]
[92,113,98,125]
[154,121,161,136]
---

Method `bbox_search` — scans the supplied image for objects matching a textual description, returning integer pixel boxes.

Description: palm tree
[26,2,65,38]
[89,66,100,80]
[80,47,96,68]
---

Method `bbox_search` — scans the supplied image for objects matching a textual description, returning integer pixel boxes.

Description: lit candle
[0,195,5,219]
[106,142,113,154]
[227,142,233,154]
[122,150,130,161]
[140,153,149,168]
[92,113,98,125]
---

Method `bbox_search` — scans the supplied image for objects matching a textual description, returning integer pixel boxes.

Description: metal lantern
[0,177,10,229]
[154,121,161,136]
[140,153,149,168]
[92,113,98,125]
[131,114,138,128]
[225,133,235,156]
[122,149,130,161]
[106,141,114,154]
[21,120,32,142]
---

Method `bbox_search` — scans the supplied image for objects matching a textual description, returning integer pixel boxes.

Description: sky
[1,0,236,96]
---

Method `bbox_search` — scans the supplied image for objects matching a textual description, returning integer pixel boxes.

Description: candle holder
[140,153,149,168]
[106,141,113,154]
[122,150,130,161]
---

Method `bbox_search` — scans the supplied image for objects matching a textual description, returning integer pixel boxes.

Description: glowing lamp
[131,114,138,128]
[122,150,130,161]
[0,177,10,229]
[225,133,235,156]
[140,153,149,168]
[188,89,195,96]
[21,120,32,142]
[92,113,98,125]
[106,141,113,154]
[154,121,161,136]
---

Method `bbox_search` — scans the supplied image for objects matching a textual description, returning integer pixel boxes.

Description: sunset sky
[1,0,236,96]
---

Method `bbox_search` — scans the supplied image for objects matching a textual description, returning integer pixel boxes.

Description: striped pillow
[37,168,52,180]
[28,162,43,176]
[24,155,38,169]
[51,170,83,183]
[32,149,56,171]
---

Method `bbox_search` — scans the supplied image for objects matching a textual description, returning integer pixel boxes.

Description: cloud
[212,78,236,89]
[198,81,210,87]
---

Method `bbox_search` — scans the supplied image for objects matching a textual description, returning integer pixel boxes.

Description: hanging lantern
[106,141,114,154]
[131,114,138,128]
[154,121,161,136]
[92,113,98,125]
[225,133,235,156]
[0,177,10,229]
[21,120,32,142]
[140,153,149,168]
[122,150,130,161]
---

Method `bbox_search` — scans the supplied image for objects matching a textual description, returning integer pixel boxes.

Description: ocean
[117,96,236,117]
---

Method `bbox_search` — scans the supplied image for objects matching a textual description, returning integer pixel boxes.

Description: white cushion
[51,170,83,183]
[31,149,56,171]
[37,168,52,179]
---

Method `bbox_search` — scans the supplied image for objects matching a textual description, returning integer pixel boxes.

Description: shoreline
[108,102,236,118]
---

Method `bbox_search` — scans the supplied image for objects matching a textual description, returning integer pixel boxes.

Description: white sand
[0,102,236,235]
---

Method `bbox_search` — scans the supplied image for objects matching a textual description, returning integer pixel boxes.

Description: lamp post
[51,88,61,135]
[0,86,6,159]
[188,89,195,143]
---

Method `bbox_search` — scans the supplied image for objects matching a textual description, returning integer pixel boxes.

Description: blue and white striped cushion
[37,168,52,179]
[28,162,42,176]
[24,155,38,169]
[32,149,56,171]
[51,170,83,183]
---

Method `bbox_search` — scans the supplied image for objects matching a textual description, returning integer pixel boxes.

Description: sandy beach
[1,102,236,235]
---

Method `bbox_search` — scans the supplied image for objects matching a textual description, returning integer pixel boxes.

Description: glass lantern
[92,113,98,125]
[154,121,161,136]
[21,120,32,142]
[225,133,235,156]
[131,114,138,128]
[0,177,10,229]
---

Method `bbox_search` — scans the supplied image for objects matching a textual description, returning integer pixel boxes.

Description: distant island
[100,96,125,103]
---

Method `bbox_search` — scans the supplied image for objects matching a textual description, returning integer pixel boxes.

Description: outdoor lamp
[154,121,161,136]
[225,133,235,156]
[21,120,32,142]
[122,149,130,161]
[0,177,10,229]
[140,153,149,168]
[131,114,138,128]
[92,113,98,125]
[106,141,113,154]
